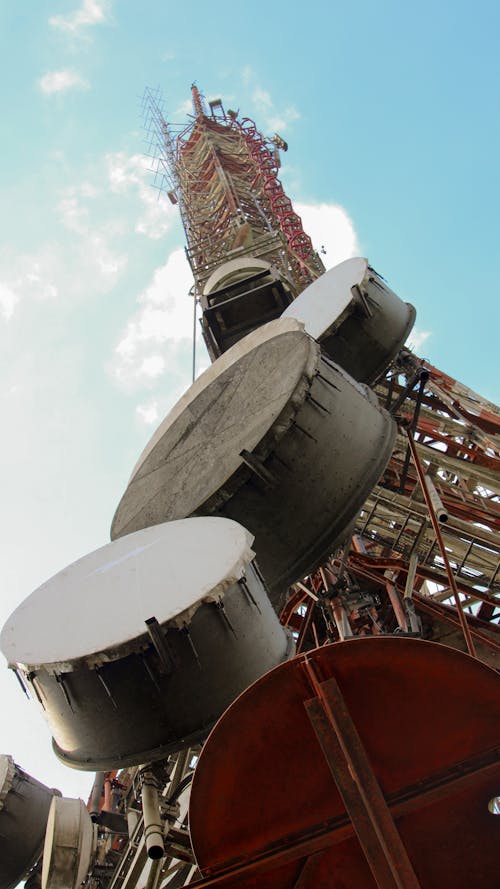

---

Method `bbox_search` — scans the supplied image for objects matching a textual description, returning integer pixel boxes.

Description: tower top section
[142,84,325,301]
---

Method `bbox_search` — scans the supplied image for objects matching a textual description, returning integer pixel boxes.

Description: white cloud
[267,107,300,133]
[55,182,128,289]
[58,193,89,233]
[5,149,178,321]
[241,65,253,86]
[295,201,360,268]
[407,329,431,352]
[0,248,61,319]
[0,283,19,320]
[106,152,177,240]
[0,206,126,321]
[252,88,272,110]
[174,99,193,118]
[38,70,89,95]
[109,248,194,390]
[136,400,160,425]
[49,0,110,34]
[22,258,59,301]
[243,71,300,134]
[139,355,165,379]
[107,152,146,191]
[80,182,99,198]
[108,199,360,396]
[48,149,66,162]
[91,234,127,283]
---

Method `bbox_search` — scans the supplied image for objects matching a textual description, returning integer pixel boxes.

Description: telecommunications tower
[1,84,499,889]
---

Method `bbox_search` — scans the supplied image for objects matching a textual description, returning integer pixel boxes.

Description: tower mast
[143,84,325,358]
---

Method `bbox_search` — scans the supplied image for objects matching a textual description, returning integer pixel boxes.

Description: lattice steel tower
[142,83,500,664]
[143,84,324,359]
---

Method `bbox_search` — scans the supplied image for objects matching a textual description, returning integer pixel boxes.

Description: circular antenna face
[190,638,500,888]
[111,318,318,541]
[1,517,254,666]
[2,519,292,770]
[0,756,55,889]
[110,316,395,601]
[282,257,368,338]
[42,797,94,889]
[282,257,416,385]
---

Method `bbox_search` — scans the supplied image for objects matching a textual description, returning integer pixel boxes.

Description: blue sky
[0,0,499,803]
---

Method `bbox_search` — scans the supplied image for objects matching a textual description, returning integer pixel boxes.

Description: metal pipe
[192,291,197,383]
[389,367,429,415]
[296,596,315,653]
[127,809,140,838]
[168,748,191,800]
[89,771,105,822]
[404,553,419,599]
[140,767,164,860]
[384,572,407,631]
[406,431,476,657]
[104,773,113,811]
[145,859,161,889]
[423,475,448,523]
[330,600,353,640]
[399,374,427,493]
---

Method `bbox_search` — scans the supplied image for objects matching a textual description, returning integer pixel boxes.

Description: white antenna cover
[42,797,95,889]
[1,517,255,666]
[282,257,368,338]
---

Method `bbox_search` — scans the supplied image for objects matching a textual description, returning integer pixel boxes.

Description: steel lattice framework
[143,85,324,298]
[284,351,500,668]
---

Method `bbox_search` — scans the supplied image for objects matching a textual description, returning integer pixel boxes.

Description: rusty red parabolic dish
[189,637,500,888]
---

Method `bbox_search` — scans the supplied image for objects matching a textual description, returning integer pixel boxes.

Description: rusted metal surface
[189,638,500,888]
[303,667,421,888]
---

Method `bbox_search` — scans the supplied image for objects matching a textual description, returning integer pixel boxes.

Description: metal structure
[2,85,499,889]
[2,518,293,774]
[143,85,324,359]
[140,84,500,665]
[283,352,500,668]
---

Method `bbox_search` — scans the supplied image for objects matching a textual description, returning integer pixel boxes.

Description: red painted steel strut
[236,117,314,263]
[406,430,477,657]
[302,657,422,889]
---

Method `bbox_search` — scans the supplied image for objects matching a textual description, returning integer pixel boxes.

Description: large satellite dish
[282,257,416,383]
[189,637,500,888]
[1,517,293,770]
[111,318,396,603]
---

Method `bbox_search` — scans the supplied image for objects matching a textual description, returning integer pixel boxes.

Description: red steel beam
[406,430,476,657]
[302,658,421,889]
